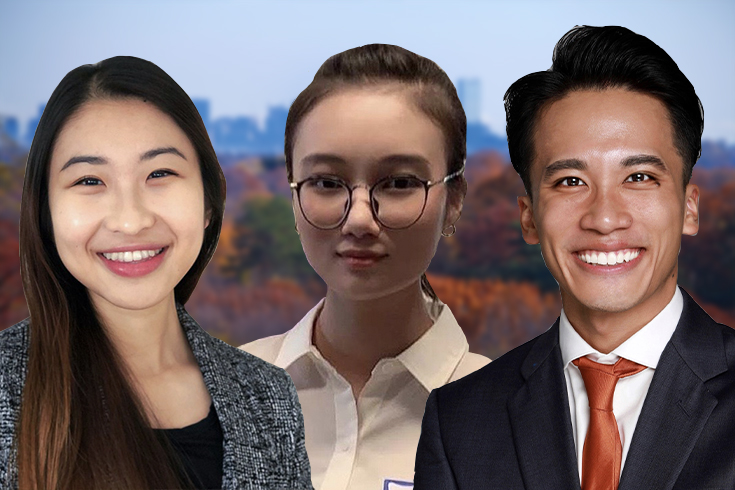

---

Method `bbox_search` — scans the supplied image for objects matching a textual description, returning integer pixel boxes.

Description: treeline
[1,153,734,359]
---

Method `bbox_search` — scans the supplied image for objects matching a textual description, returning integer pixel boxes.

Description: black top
[159,403,224,490]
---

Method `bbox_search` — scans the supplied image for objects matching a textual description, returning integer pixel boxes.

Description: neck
[314,281,433,396]
[562,282,677,354]
[92,294,193,377]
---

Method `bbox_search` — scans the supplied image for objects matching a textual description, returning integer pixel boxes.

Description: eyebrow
[299,153,431,168]
[542,158,587,181]
[299,153,348,168]
[140,146,187,162]
[61,146,186,171]
[621,154,670,173]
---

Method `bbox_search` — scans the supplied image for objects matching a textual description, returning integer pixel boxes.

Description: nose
[341,186,381,237]
[579,188,633,234]
[104,186,155,235]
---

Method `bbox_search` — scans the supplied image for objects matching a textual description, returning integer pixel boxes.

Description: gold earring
[441,224,456,237]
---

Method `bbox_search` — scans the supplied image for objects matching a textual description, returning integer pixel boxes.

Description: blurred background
[1,0,733,360]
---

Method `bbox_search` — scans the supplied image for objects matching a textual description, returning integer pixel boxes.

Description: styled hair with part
[17,56,225,489]
[504,25,703,197]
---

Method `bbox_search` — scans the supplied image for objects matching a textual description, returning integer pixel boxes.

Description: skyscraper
[457,78,481,124]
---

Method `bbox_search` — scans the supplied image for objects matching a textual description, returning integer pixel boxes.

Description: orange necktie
[572,356,646,490]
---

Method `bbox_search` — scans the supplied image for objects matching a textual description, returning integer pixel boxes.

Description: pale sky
[1,0,733,141]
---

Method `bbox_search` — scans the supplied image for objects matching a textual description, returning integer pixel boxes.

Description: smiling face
[291,86,461,300]
[48,98,208,314]
[518,89,699,325]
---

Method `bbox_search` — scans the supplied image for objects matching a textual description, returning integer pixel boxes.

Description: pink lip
[574,249,645,274]
[336,250,388,269]
[98,247,167,278]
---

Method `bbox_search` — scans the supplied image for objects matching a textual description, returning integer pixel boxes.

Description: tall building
[457,78,481,124]
[0,115,20,142]
[24,103,45,147]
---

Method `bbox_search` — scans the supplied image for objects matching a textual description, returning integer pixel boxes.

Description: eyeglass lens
[299,177,427,229]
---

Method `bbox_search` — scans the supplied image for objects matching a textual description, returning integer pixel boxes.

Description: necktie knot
[572,356,646,411]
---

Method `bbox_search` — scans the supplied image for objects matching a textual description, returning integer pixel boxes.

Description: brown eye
[148,169,177,179]
[74,176,103,186]
[559,176,585,187]
[626,173,651,183]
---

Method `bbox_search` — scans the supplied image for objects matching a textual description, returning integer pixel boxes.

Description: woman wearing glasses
[241,44,490,490]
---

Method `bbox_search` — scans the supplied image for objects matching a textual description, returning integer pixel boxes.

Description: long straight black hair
[18,56,225,489]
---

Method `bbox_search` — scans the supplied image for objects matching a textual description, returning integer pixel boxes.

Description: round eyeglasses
[289,167,464,230]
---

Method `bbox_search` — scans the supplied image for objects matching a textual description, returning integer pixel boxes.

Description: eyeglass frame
[289,165,465,230]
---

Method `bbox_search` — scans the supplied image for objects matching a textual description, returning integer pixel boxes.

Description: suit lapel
[508,321,581,490]
[619,290,727,490]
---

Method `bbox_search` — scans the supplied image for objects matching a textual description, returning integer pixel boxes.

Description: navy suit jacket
[414,289,735,489]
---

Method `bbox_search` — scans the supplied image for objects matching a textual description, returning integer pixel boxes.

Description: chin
[89,289,173,313]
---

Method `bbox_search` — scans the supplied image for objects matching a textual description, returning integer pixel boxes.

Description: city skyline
[1,0,733,143]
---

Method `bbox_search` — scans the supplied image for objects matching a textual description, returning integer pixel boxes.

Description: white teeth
[578,249,641,266]
[102,248,163,263]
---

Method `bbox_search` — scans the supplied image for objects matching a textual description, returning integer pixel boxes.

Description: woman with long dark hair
[241,44,490,489]
[0,56,311,490]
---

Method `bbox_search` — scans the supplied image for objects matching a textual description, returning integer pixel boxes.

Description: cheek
[49,196,101,255]
[298,227,333,272]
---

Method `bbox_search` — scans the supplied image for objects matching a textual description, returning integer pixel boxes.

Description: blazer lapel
[508,321,581,490]
[177,305,268,489]
[619,290,727,490]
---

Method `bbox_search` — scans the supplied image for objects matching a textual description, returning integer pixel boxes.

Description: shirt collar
[274,297,469,392]
[274,299,324,369]
[560,286,683,370]
[395,302,469,392]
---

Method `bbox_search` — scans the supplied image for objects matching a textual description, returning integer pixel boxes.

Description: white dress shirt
[240,298,490,490]
[559,286,684,480]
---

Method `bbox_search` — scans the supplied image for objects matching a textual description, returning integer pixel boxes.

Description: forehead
[51,98,195,168]
[291,87,446,174]
[531,89,682,180]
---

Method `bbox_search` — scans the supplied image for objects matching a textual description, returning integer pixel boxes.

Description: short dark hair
[284,44,467,303]
[504,25,703,197]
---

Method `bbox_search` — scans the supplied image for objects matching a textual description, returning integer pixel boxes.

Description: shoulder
[0,318,30,353]
[0,319,30,377]
[176,306,297,405]
[238,333,288,365]
[449,351,492,382]
[201,332,296,400]
[435,331,546,412]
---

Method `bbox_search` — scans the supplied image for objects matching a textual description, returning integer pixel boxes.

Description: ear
[443,183,465,229]
[518,196,540,245]
[682,183,700,236]
[204,207,212,229]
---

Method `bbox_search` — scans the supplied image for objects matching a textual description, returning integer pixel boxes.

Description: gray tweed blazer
[0,304,313,490]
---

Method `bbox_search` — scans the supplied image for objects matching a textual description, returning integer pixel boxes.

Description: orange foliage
[426,273,561,360]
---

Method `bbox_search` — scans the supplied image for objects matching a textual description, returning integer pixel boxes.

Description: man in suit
[414,25,735,490]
